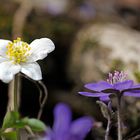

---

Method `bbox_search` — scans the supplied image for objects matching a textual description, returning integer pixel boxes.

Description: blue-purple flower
[43,103,93,140]
[79,71,140,101]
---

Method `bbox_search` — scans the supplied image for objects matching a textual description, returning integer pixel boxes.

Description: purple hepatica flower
[43,103,93,140]
[79,71,140,101]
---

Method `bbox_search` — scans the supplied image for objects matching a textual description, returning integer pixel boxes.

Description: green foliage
[25,118,46,132]
[1,111,46,139]
[2,111,19,129]
[2,111,46,132]
[1,131,17,140]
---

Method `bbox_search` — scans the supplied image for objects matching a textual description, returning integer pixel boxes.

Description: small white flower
[0,37,55,83]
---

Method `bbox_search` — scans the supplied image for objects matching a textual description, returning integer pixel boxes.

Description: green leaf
[12,117,29,129]
[2,131,17,140]
[2,111,19,129]
[27,118,46,132]
[14,117,28,128]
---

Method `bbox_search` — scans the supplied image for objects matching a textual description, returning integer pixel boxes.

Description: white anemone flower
[0,37,55,83]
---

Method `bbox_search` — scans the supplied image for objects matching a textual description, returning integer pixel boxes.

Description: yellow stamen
[6,37,31,64]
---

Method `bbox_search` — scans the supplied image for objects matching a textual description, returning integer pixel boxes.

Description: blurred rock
[70,0,96,22]
[68,23,140,84]
[34,0,70,15]
[92,0,116,17]
[13,0,70,16]
[118,0,140,8]
[117,0,140,29]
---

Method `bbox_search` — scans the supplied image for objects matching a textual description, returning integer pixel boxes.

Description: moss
[82,39,99,53]
[134,71,140,82]
[110,59,125,72]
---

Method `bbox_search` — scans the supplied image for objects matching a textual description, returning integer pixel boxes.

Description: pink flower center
[107,71,127,84]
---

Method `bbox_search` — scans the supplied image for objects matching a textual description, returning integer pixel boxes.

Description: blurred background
[0,0,140,139]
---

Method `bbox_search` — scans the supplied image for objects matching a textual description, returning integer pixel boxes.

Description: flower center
[107,71,127,84]
[6,38,31,64]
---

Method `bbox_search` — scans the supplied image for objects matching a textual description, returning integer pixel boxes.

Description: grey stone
[68,23,140,84]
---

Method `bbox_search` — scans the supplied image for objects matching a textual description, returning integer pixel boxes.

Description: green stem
[117,96,122,140]
[13,74,20,140]
[14,75,18,112]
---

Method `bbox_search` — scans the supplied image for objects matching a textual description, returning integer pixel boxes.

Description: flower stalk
[13,74,20,112]
[117,95,122,140]
[105,117,111,140]
[14,74,20,140]
[7,74,21,111]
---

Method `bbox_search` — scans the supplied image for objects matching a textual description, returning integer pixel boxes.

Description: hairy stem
[105,118,111,140]
[117,96,122,140]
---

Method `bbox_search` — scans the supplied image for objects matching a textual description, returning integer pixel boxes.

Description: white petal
[0,56,8,62]
[21,62,42,80]
[0,39,11,56]
[0,61,21,83]
[28,38,55,62]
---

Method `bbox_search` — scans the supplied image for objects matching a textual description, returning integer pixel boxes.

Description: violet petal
[85,81,113,91]
[70,116,93,139]
[113,80,133,91]
[128,84,140,92]
[99,95,110,101]
[123,92,140,97]
[78,92,108,97]
[53,103,72,134]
